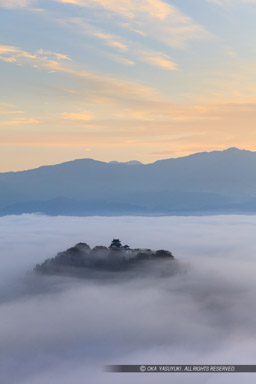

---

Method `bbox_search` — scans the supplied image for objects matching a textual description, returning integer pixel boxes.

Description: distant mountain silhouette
[1,147,256,216]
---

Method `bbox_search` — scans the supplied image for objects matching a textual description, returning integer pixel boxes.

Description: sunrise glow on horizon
[1,0,256,171]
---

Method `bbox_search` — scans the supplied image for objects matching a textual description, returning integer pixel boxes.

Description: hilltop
[35,239,175,278]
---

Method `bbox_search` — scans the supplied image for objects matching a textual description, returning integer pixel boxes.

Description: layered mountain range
[1,147,256,216]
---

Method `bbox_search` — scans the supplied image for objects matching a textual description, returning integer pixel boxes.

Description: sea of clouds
[1,214,256,384]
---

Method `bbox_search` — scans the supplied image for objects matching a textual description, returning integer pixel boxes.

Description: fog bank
[0,214,256,384]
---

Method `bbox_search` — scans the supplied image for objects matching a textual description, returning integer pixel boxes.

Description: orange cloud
[0,118,39,126]
[56,0,171,19]
[142,54,178,70]
[61,112,93,121]
[55,0,208,48]
[0,45,20,54]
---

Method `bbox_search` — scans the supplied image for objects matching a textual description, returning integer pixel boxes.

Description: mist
[1,214,256,384]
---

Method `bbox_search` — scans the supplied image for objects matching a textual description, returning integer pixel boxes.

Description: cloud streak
[0,45,72,68]
[54,0,208,49]
[60,111,93,121]
[0,0,35,8]
[0,43,158,106]
[55,17,179,70]
[208,0,256,4]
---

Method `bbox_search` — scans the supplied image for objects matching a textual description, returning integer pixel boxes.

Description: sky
[1,214,256,383]
[1,0,256,171]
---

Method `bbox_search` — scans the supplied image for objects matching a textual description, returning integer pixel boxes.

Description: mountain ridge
[1,147,256,216]
[1,147,254,175]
